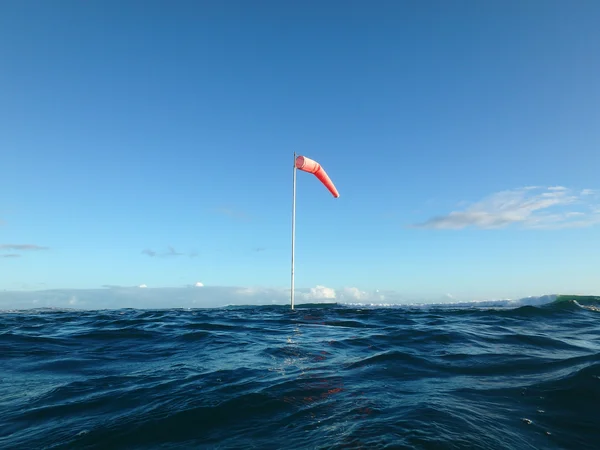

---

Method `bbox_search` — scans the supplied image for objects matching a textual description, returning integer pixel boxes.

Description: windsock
[295,155,339,198]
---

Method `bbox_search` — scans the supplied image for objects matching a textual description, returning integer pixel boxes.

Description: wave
[340,294,557,309]
[342,294,600,310]
[552,295,600,312]
[2,295,600,449]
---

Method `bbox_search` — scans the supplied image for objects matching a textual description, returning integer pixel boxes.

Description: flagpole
[291,151,297,310]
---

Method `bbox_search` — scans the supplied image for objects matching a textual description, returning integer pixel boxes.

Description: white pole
[291,151,297,310]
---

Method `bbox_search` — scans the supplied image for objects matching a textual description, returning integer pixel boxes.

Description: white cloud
[234,285,338,303]
[414,186,600,230]
[194,282,204,287]
[234,287,267,296]
[139,284,147,288]
[338,287,395,303]
[302,285,337,300]
[340,287,368,300]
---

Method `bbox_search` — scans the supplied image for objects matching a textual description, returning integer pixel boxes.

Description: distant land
[0,287,597,311]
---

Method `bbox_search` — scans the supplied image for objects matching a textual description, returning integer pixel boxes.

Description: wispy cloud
[102,284,137,289]
[142,246,196,258]
[413,186,600,230]
[0,244,49,258]
[215,207,250,221]
[13,282,47,290]
[0,244,49,251]
[165,246,183,257]
[253,247,266,252]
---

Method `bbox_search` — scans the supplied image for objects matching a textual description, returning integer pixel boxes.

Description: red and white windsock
[295,155,339,198]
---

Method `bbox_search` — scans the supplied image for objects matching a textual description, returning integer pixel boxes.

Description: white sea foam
[340,294,559,309]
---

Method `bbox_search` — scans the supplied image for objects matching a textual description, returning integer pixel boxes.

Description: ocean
[1,295,599,449]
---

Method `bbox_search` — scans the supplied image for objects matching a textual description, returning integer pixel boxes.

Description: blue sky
[1,1,599,307]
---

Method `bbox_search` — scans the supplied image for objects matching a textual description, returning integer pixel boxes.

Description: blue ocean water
[1,296,599,449]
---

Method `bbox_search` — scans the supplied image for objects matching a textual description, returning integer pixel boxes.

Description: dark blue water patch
[1,304,599,449]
